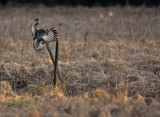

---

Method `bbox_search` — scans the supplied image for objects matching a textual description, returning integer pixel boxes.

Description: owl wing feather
[42,28,58,43]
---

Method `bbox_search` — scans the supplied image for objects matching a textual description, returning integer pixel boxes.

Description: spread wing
[42,28,58,43]
[32,18,39,38]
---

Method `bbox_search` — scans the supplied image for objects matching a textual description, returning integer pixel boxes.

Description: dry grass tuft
[34,95,43,102]
[0,63,11,81]
[115,90,129,101]
[0,81,12,92]
[93,89,110,99]
[45,87,66,100]
[28,106,40,117]
[82,92,89,100]
[0,81,12,101]
[136,93,145,102]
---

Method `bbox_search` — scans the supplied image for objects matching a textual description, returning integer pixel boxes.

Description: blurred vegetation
[0,5,160,117]
[0,0,160,6]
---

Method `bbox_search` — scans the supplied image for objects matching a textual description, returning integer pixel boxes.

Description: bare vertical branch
[54,38,59,87]
[46,42,63,85]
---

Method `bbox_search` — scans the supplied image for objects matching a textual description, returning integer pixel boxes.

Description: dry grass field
[0,5,160,117]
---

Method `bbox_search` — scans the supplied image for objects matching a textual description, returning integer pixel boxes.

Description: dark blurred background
[0,0,160,6]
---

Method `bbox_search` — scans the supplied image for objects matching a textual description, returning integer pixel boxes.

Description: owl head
[33,18,39,26]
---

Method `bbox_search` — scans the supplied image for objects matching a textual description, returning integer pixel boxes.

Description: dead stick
[46,41,63,85]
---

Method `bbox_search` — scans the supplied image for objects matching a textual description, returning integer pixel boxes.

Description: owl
[31,18,58,51]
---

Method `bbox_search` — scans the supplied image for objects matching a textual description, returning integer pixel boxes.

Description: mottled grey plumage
[31,18,58,51]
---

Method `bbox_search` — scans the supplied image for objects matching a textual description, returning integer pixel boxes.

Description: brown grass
[0,5,160,117]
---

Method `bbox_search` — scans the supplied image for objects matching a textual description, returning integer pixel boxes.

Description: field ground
[0,5,160,117]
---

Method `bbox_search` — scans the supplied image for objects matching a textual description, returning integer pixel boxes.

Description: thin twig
[148,24,154,41]
[83,32,88,48]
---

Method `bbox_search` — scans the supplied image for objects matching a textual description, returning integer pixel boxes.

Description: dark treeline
[0,0,160,6]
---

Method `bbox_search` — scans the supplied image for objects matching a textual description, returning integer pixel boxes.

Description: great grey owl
[31,18,58,51]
